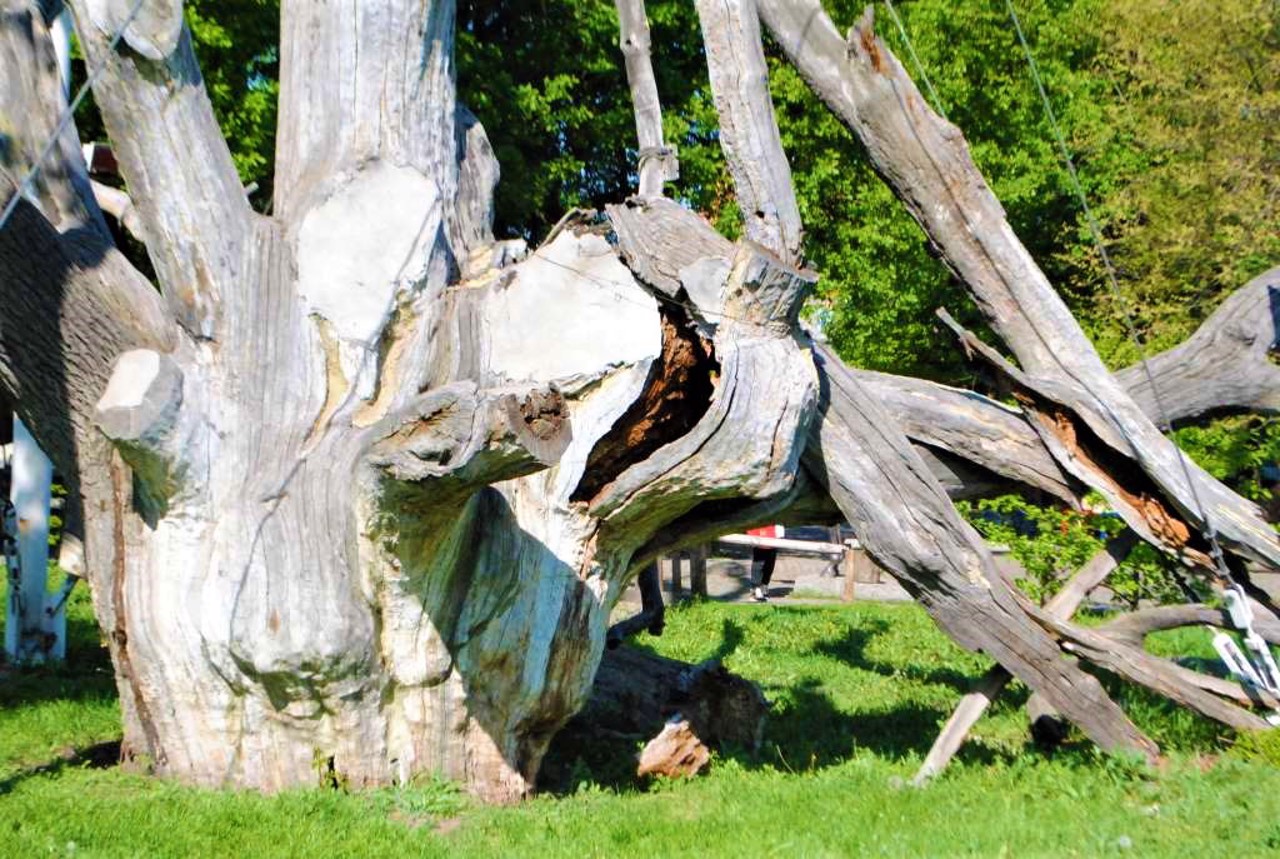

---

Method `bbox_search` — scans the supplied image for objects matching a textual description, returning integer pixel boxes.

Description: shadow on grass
[539,607,1024,795]
[0,739,121,796]
[0,613,114,711]
[811,626,978,692]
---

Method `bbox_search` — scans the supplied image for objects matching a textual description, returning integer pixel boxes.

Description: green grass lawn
[3,581,1279,857]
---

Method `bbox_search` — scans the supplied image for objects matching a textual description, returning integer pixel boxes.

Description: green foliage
[68,0,1277,392]
[455,1,730,241]
[183,1,279,207]
[958,495,1117,603]
[959,494,1187,608]
[1229,728,1280,767]
[1068,0,1280,364]
[777,0,1111,381]
[69,1,278,210]
[1173,416,1280,504]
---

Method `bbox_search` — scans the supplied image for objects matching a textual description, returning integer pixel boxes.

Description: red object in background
[746,525,784,539]
[82,143,119,177]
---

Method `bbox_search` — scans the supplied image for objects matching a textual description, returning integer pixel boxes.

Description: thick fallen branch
[1116,265,1280,423]
[854,370,1077,503]
[1046,615,1270,731]
[757,1,1280,572]
[1099,603,1280,650]
[805,344,1156,760]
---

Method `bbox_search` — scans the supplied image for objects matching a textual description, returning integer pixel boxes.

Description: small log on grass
[575,645,769,777]
[638,719,712,778]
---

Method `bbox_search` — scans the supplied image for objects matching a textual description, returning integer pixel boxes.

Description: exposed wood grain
[694,0,802,264]
[274,0,458,222]
[855,370,1077,503]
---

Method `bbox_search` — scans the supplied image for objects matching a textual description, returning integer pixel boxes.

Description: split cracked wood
[757,0,1280,571]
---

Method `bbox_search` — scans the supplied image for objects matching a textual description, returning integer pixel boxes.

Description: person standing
[746,524,782,602]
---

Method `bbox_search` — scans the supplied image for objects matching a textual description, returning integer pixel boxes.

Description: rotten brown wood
[638,719,711,778]
[574,306,717,503]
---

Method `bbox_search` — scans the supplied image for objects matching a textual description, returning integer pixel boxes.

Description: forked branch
[68,0,252,337]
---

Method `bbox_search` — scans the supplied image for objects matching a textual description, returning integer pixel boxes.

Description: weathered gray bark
[614,0,678,196]
[1116,265,1280,423]
[694,0,803,264]
[2,0,828,800]
[854,370,1077,503]
[757,0,1280,572]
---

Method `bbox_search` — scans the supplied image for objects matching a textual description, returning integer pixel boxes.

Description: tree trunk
[0,0,827,800]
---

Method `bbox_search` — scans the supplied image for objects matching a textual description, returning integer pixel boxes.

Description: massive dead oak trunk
[0,0,822,800]
[1,0,1276,805]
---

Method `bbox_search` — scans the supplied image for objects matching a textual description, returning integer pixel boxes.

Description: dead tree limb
[913,530,1138,784]
[694,0,803,264]
[757,0,1280,571]
[69,0,251,338]
[1116,265,1280,423]
[854,370,1078,504]
[614,0,678,196]
[805,344,1157,760]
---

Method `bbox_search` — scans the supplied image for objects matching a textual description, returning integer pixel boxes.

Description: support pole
[912,530,1139,784]
[4,417,57,663]
[689,544,708,597]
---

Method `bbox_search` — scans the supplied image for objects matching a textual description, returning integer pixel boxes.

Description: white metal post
[4,418,56,663]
